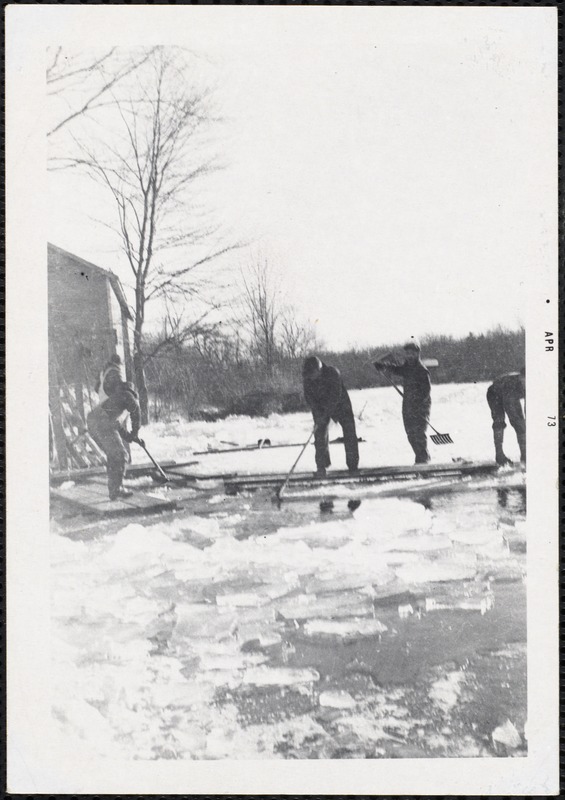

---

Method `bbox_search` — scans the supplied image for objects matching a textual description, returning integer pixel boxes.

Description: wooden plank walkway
[50,480,177,517]
[223,461,501,494]
[50,460,179,485]
[50,459,201,485]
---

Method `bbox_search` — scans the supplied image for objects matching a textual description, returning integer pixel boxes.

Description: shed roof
[48,243,133,320]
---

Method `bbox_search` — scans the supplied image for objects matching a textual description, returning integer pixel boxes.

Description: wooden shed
[48,243,133,470]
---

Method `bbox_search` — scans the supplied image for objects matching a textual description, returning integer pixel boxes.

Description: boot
[517,433,526,465]
[314,467,327,478]
[110,487,134,501]
[493,430,512,466]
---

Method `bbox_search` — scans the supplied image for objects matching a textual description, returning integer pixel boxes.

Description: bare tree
[47,46,156,141]
[240,259,282,373]
[280,307,318,360]
[50,47,239,421]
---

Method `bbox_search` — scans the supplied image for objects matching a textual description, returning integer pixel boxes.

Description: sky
[46,7,556,351]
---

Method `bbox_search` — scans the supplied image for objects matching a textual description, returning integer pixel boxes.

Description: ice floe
[242,667,320,686]
[303,618,387,639]
[429,671,466,712]
[319,690,356,709]
[395,560,477,584]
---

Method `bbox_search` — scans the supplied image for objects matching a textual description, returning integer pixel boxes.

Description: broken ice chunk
[242,667,320,686]
[385,534,452,553]
[319,690,356,709]
[448,529,497,546]
[276,594,373,621]
[303,618,387,640]
[429,671,465,713]
[395,561,477,585]
[492,719,522,752]
[216,592,271,608]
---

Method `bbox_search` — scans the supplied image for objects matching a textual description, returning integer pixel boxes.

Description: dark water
[216,486,527,758]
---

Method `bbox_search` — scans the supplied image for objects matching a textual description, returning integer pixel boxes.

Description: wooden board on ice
[50,460,179,484]
[50,480,177,517]
[224,461,501,493]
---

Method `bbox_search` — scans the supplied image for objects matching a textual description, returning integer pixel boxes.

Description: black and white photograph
[6,5,559,795]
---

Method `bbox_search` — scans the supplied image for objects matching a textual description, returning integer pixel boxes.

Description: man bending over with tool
[373,340,431,464]
[94,353,133,463]
[486,367,526,466]
[87,380,145,500]
[302,356,359,478]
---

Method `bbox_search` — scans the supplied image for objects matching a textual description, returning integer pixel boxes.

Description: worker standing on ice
[87,380,144,500]
[486,367,526,465]
[373,340,431,464]
[302,356,359,478]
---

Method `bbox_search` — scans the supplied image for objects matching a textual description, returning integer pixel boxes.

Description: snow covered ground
[129,381,525,476]
[50,382,527,760]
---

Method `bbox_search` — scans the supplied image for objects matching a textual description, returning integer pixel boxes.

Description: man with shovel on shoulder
[87,380,145,500]
[373,340,431,464]
[302,356,359,478]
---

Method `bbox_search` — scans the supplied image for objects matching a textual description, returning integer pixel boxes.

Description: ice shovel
[381,373,453,445]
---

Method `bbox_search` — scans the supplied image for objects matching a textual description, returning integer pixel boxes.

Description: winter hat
[403,339,421,352]
[302,356,322,377]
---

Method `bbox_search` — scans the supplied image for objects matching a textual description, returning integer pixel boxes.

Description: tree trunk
[133,281,149,425]
[134,349,149,425]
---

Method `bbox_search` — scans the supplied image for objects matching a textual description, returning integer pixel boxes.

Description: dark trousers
[403,407,430,464]
[87,406,128,498]
[314,412,359,471]
[486,385,526,461]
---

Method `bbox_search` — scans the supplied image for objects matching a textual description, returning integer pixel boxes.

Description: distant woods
[145,326,525,420]
[322,327,526,390]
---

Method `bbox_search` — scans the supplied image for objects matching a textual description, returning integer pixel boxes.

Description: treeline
[321,326,525,390]
[145,326,525,420]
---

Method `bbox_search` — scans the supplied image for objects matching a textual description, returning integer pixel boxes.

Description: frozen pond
[50,382,527,759]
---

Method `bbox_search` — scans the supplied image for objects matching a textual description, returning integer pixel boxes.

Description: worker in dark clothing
[94,354,132,462]
[302,356,359,477]
[87,380,143,500]
[486,368,526,465]
[95,353,123,400]
[373,341,431,464]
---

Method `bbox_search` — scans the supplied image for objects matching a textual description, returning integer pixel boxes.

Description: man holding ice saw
[302,356,359,478]
[373,340,432,464]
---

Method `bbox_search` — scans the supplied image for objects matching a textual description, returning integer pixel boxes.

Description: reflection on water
[496,486,526,513]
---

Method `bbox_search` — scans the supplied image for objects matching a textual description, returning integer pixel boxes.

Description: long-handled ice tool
[382,373,453,446]
[135,439,170,482]
[273,427,316,502]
